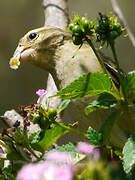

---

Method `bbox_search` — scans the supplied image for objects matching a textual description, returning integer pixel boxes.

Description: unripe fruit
[72,25,82,36]
[73,35,83,45]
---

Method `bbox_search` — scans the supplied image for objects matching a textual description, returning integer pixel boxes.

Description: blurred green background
[0,0,134,114]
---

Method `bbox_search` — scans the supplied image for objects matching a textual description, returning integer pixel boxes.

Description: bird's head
[10,27,71,72]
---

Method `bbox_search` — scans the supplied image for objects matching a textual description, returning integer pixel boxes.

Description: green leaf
[123,133,135,174]
[56,142,86,163]
[2,165,16,180]
[88,127,103,145]
[33,124,68,152]
[56,142,77,156]
[7,151,26,161]
[122,73,135,101]
[57,100,71,113]
[0,175,4,180]
[53,72,112,99]
[85,93,117,114]
[99,109,122,145]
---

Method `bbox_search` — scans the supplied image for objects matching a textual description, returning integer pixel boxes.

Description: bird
[10,27,130,148]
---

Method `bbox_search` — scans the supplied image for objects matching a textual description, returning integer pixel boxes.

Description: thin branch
[43,0,69,29]
[41,0,69,113]
[111,0,135,49]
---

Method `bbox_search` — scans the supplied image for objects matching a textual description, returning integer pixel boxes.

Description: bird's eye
[29,33,38,40]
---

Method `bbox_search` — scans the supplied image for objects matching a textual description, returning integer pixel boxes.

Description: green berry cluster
[68,16,95,45]
[95,13,123,44]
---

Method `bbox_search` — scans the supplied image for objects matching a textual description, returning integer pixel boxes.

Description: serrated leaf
[56,142,85,163]
[123,133,135,174]
[85,93,117,114]
[57,100,71,113]
[33,124,68,152]
[123,73,135,101]
[53,72,112,99]
[99,109,122,145]
[88,127,103,145]
[56,142,77,155]
[29,131,41,144]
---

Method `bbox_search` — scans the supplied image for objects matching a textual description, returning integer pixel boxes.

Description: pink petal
[36,89,47,97]
[76,142,94,155]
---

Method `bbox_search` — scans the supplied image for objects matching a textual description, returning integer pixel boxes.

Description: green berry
[112,23,121,31]
[68,23,74,31]
[72,25,82,35]
[72,35,83,45]
[100,19,109,29]
[33,114,41,123]
[100,34,106,41]
[109,31,119,40]
[48,109,57,119]
[82,19,91,32]
[95,24,101,33]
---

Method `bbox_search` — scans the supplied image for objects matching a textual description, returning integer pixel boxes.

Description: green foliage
[68,15,96,45]
[122,73,135,102]
[33,124,68,152]
[95,13,123,46]
[7,151,27,161]
[2,11,135,179]
[54,72,113,99]
[57,100,71,113]
[85,93,117,114]
[88,127,103,146]
[56,142,77,156]
[99,109,122,145]
[123,133,135,174]
[33,107,57,130]
[1,165,16,180]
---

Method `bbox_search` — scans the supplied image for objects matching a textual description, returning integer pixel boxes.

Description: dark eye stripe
[29,33,37,40]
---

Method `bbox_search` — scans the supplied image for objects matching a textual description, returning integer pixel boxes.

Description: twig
[43,0,69,29]
[110,0,135,49]
[41,0,69,113]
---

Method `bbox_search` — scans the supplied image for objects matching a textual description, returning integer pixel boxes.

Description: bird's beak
[9,46,35,70]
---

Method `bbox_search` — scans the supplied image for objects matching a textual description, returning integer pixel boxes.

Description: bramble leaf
[58,100,71,113]
[53,72,112,99]
[88,127,103,146]
[123,133,135,174]
[122,73,135,101]
[85,93,117,114]
[32,124,68,152]
[99,109,122,145]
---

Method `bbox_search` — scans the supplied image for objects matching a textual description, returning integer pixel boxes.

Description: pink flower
[76,142,101,159]
[76,142,95,155]
[16,163,46,180]
[43,163,73,180]
[17,161,73,180]
[36,89,47,97]
[17,151,74,180]
[46,151,72,164]
[54,165,73,180]
[93,148,100,160]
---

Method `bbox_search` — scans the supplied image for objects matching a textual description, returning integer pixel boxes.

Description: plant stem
[55,122,88,139]
[109,41,126,100]
[27,145,41,160]
[85,37,119,97]
[85,37,107,74]
[109,41,135,128]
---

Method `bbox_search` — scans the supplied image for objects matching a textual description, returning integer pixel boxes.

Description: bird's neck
[51,40,103,90]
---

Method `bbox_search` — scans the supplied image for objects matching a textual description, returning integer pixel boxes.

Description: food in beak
[9,46,34,70]
[9,52,21,70]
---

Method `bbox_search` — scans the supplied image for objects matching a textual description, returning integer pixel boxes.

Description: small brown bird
[10,27,129,148]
